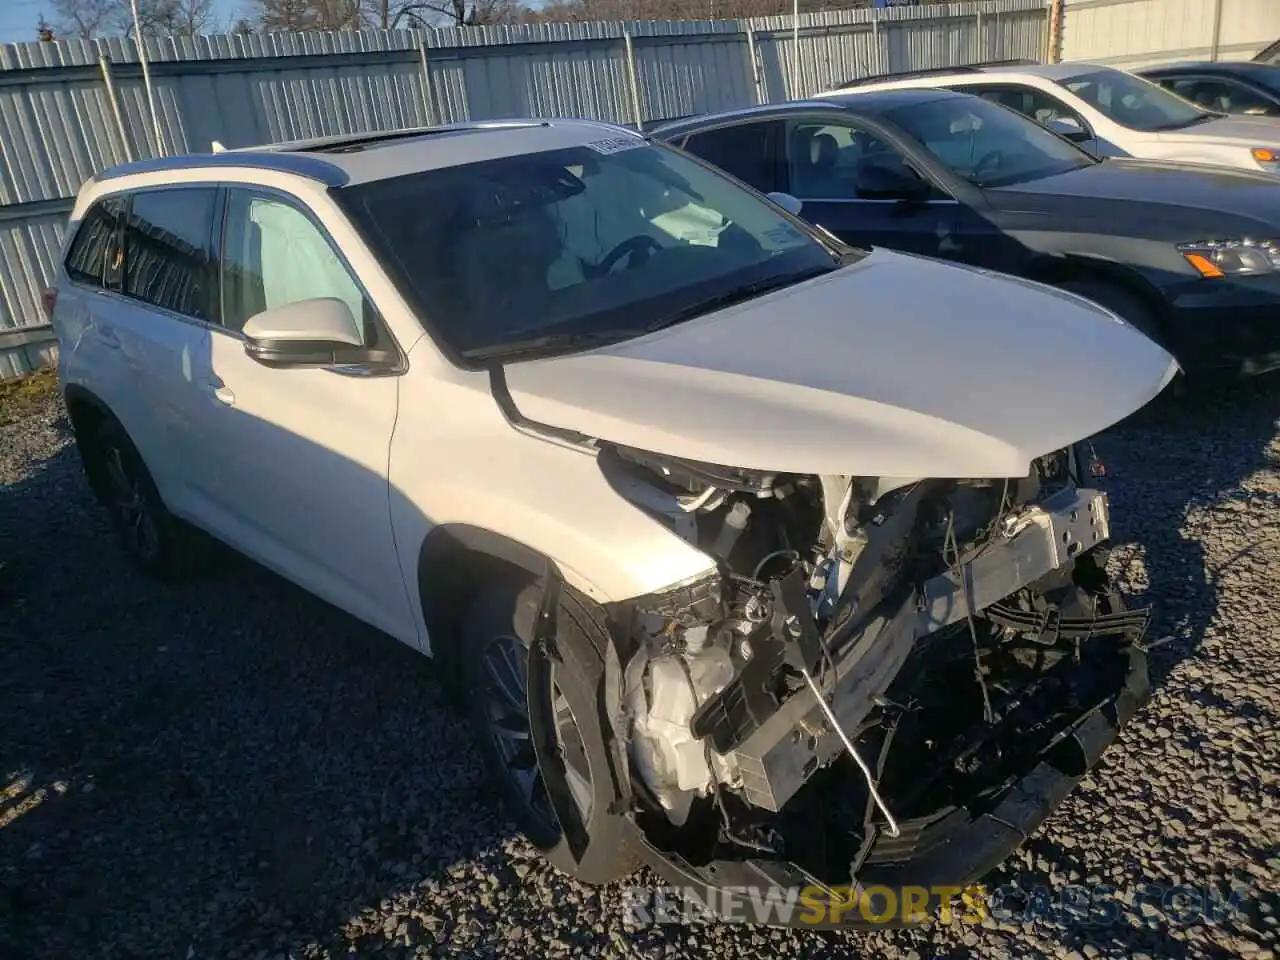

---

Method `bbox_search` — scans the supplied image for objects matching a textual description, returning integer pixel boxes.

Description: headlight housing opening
[1251,147,1280,173]
[1177,239,1280,278]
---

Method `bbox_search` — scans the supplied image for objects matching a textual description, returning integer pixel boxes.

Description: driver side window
[784,120,945,201]
[220,190,367,336]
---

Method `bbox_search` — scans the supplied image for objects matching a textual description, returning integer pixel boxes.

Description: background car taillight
[41,287,58,320]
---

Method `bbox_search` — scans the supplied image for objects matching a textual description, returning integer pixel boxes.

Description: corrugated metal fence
[0,0,1048,378]
[1058,0,1278,69]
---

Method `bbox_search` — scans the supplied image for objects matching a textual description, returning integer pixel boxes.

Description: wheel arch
[1021,253,1169,335]
[61,384,123,501]
[62,382,115,433]
[416,523,566,693]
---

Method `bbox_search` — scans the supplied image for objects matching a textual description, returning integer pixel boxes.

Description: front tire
[1055,279,1186,394]
[459,576,638,885]
[1055,279,1161,343]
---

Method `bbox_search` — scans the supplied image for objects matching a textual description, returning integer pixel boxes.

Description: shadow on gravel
[0,433,545,959]
[971,376,1280,960]
[1104,377,1280,693]
[2,379,1278,960]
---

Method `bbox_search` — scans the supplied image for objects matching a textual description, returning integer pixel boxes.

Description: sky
[0,0,246,45]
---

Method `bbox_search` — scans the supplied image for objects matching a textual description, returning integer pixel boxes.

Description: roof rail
[96,151,350,188]
[834,57,1041,90]
[238,121,554,156]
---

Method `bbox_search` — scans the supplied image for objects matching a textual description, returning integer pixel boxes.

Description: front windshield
[340,140,839,360]
[885,96,1096,188]
[1058,68,1215,131]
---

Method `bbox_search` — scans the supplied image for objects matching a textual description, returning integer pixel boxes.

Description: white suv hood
[503,249,1179,479]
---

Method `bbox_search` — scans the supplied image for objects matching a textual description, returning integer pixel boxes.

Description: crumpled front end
[599,442,1151,926]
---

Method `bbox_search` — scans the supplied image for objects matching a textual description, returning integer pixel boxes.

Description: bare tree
[51,0,219,39]
[133,0,220,37]
[524,0,791,21]
[254,0,386,30]
[366,0,525,29]
[256,0,316,30]
[50,0,117,39]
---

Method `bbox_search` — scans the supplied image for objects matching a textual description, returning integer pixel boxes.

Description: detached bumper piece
[628,645,1150,930]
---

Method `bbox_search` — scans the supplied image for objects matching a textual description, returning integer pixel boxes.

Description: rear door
[185,185,415,644]
[70,187,218,519]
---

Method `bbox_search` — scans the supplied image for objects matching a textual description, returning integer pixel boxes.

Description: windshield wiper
[1156,111,1225,130]
[463,329,637,362]
[645,266,835,334]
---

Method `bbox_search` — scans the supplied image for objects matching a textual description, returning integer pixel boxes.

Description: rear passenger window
[64,196,125,288]
[682,122,781,193]
[219,190,367,337]
[123,187,216,320]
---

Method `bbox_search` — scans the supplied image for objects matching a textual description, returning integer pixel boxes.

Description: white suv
[51,118,1178,920]
[819,61,1280,175]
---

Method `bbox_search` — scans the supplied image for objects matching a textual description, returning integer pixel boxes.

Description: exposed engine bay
[598,441,1151,894]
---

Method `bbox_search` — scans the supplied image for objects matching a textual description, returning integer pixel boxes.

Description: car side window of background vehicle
[785,120,948,202]
[956,84,1095,146]
[1166,77,1277,116]
[679,121,781,192]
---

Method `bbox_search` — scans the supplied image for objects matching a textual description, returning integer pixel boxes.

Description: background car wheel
[77,418,208,580]
[460,576,638,886]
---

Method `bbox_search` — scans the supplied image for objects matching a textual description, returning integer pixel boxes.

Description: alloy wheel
[100,443,160,564]
[480,633,595,833]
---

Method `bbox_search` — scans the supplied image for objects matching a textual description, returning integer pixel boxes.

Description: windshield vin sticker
[584,136,642,155]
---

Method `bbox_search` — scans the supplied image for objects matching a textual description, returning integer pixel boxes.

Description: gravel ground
[1,376,1276,960]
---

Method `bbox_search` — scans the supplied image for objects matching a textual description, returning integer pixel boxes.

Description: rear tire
[76,417,209,580]
[459,575,638,885]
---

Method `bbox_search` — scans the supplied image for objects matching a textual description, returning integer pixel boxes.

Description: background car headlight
[1177,239,1280,277]
[1251,147,1280,173]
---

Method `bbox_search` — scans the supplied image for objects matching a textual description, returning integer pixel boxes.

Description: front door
[779,118,961,259]
[188,186,417,646]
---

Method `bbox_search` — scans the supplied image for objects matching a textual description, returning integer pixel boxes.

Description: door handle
[203,375,236,406]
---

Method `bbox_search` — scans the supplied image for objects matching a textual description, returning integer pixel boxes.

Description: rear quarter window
[64,196,125,288]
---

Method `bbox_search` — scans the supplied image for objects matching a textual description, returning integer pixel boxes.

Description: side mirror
[1045,116,1089,142]
[766,191,804,217]
[242,297,367,369]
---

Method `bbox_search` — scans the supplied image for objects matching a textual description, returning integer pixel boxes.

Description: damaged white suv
[51,118,1179,922]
